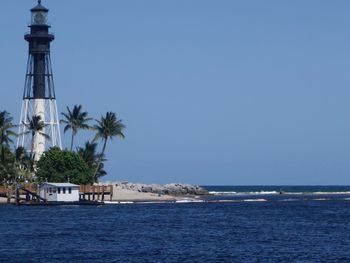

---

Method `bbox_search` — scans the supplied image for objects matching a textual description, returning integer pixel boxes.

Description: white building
[39,183,80,202]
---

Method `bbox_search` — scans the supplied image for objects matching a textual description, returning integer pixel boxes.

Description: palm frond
[63,124,71,133]
[39,132,50,140]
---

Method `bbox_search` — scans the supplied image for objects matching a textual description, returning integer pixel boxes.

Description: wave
[209,191,279,196]
[242,199,267,202]
[309,192,350,195]
[175,199,205,203]
[209,191,350,196]
[280,198,298,202]
[104,201,134,204]
[209,191,237,195]
[285,191,350,195]
[209,199,267,202]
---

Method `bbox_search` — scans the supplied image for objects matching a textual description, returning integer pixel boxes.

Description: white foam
[247,191,279,195]
[209,191,278,196]
[136,201,169,204]
[175,199,204,203]
[242,199,267,202]
[104,201,134,204]
[210,190,350,196]
[312,192,350,195]
[209,191,237,195]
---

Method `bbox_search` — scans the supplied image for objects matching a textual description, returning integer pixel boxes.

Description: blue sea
[1,185,350,262]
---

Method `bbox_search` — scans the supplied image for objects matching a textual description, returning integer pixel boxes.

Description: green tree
[61,105,92,151]
[0,146,16,203]
[22,115,50,156]
[0,111,17,202]
[77,141,106,182]
[15,146,35,183]
[77,141,98,166]
[93,112,125,181]
[15,146,28,171]
[36,147,94,185]
[0,111,16,147]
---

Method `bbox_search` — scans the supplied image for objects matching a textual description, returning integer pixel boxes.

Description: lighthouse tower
[17,0,62,160]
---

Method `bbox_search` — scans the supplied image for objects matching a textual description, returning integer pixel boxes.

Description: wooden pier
[0,184,45,204]
[79,185,113,201]
[0,184,37,197]
[0,184,113,204]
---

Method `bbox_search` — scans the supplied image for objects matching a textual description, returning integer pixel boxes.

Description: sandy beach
[109,185,203,203]
[0,197,11,204]
[111,186,176,202]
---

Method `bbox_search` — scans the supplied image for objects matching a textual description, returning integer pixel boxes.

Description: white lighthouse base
[17,98,62,161]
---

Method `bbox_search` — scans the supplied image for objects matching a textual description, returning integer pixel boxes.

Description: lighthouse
[17,0,62,160]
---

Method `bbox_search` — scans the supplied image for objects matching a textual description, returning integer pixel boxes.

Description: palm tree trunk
[6,182,13,204]
[70,131,74,151]
[94,138,107,182]
[5,183,10,203]
[31,133,35,157]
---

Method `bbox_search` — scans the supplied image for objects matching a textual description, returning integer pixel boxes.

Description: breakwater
[99,182,209,196]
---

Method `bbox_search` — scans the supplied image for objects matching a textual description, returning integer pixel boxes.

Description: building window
[53,188,57,193]
[68,187,72,194]
[58,187,61,194]
[63,187,66,194]
[49,187,52,193]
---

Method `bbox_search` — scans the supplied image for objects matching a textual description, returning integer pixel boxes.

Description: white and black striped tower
[17,0,62,160]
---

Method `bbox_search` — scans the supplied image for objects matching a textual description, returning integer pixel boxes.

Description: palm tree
[77,141,106,181]
[0,146,16,203]
[15,146,35,173]
[15,146,27,171]
[23,115,50,156]
[93,112,125,180]
[0,111,16,147]
[0,112,17,203]
[14,146,35,183]
[77,141,98,166]
[61,105,92,151]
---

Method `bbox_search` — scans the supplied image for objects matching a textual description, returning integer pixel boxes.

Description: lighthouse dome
[30,0,49,12]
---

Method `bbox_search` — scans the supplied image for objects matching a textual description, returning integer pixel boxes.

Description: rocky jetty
[101,182,209,196]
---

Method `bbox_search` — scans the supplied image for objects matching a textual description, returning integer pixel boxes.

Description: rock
[161,183,209,196]
[101,181,209,196]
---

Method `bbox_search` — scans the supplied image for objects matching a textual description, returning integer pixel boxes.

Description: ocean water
[205,185,350,196]
[204,185,350,202]
[1,186,350,262]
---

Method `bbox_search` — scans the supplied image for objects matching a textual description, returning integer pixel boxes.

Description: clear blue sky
[1,0,350,185]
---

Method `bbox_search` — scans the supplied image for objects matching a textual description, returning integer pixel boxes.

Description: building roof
[41,183,79,187]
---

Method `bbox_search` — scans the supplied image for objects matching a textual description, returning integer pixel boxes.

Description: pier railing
[0,186,6,196]
[79,185,113,201]
[0,184,37,195]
